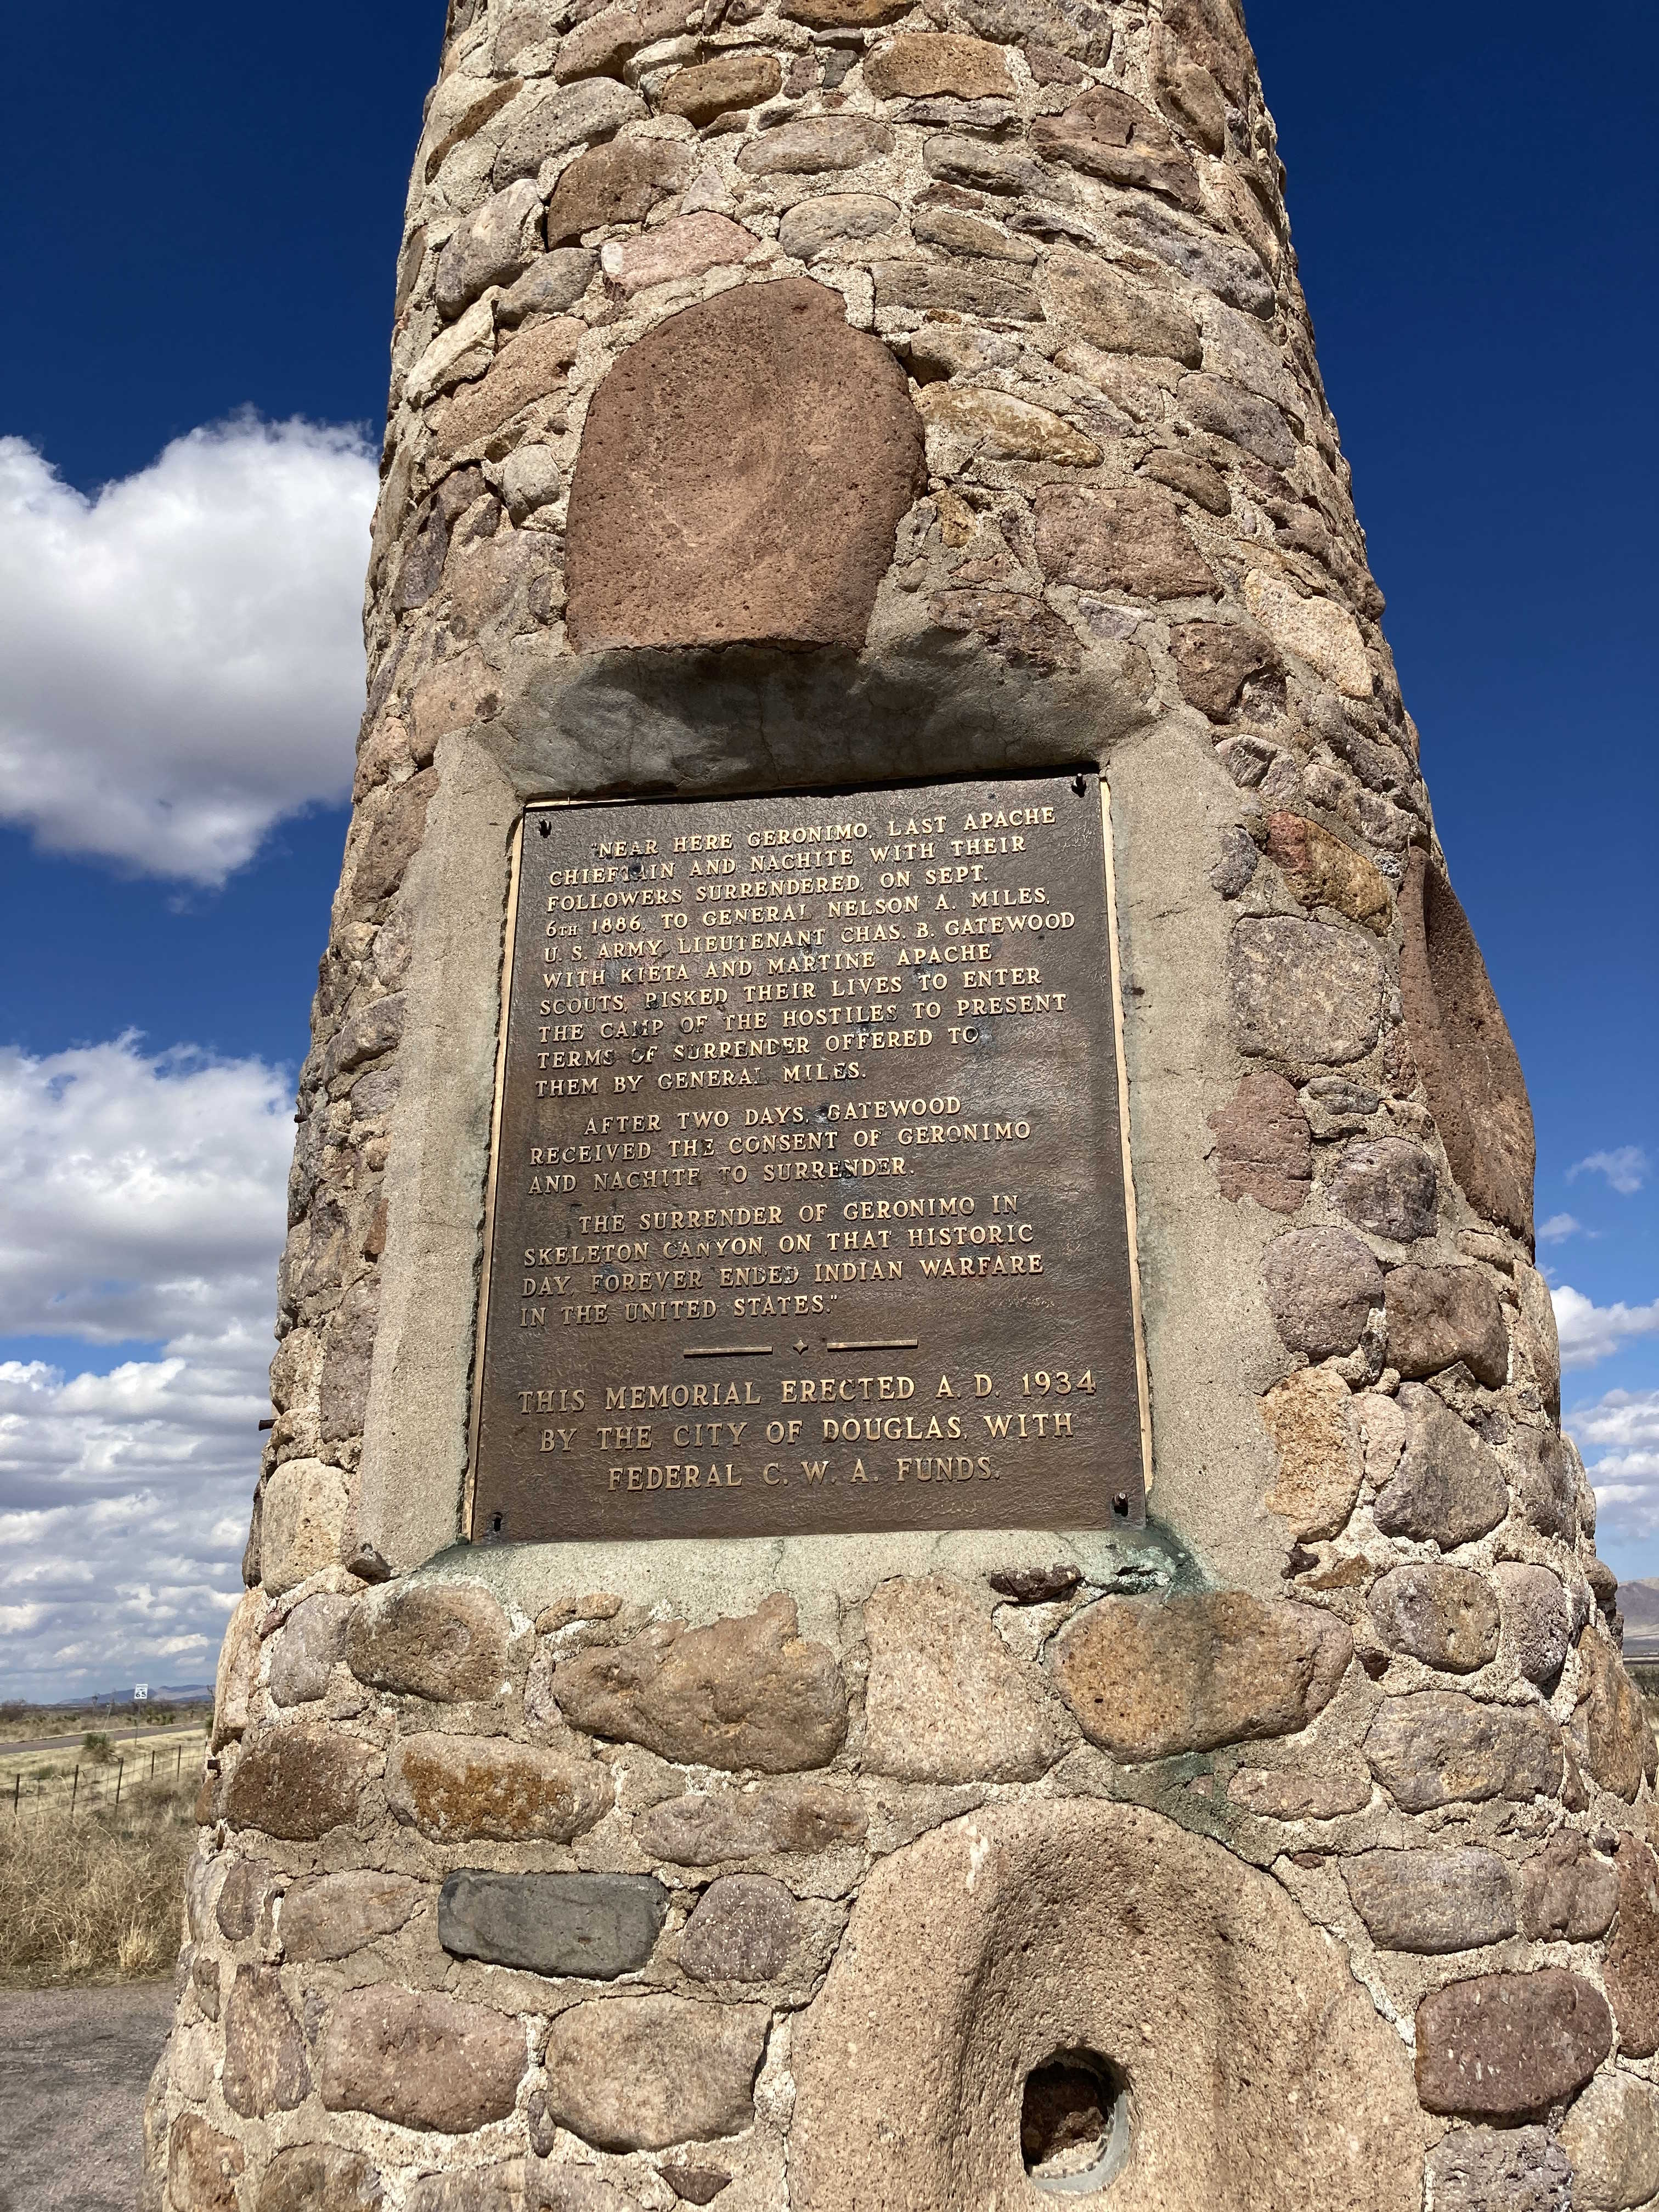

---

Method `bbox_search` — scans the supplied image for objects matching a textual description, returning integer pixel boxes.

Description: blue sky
[0,0,1654,1696]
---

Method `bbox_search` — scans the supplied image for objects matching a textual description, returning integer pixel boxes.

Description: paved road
[0,1729,204,1758]
[0,1982,173,2212]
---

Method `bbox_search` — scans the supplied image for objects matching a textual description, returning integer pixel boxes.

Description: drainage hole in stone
[1021,2052,1130,2195]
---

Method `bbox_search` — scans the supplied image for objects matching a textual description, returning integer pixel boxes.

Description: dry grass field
[0,1769,198,1990]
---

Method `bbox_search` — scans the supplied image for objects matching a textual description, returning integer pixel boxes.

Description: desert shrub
[0,1774,196,1988]
[82,1731,113,1764]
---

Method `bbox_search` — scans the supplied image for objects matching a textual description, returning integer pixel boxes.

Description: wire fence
[8,1741,199,1820]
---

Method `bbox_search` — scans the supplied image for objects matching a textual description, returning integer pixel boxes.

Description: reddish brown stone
[1363,1691,1561,1812]
[1577,1623,1656,1802]
[222,1965,310,2116]
[223,1724,376,1842]
[1385,1264,1509,1388]
[1414,1970,1611,2118]
[1054,1592,1351,1758]
[1170,621,1276,717]
[1605,1837,1659,2056]
[1264,812,1392,934]
[540,1996,767,2151]
[544,137,691,246]
[1030,86,1201,209]
[785,0,911,22]
[320,1987,527,2132]
[566,279,924,652]
[1515,1829,1618,1942]
[1163,0,1251,104]
[1367,1564,1499,1674]
[658,52,782,124]
[1207,1071,1311,1212]
[1034,483,1216,599]
[555,1592,847,1769]
[1399,851,1535,1240]
[929,588,1082,673]
[636,1780,867,1863]
[167,2115,244,2212]
[257,2145,383,2212]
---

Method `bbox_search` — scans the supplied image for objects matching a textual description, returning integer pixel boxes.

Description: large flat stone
[387,1733,613,1843]
[1228,915,1386,1066]
[1029,85,1200,208]
[1243,569,1371,698]
[1373,1386,1509,1550]
[1494,1562,1569,1689]
[1515,1829,1619,1941]
[224,1724,376,1841]
[1327,1137,1437,1240]
[791,1801,1428,2209]
[566,279,923,653]
[1415,1968,1611,2118]
[1604,1836,1659,2057]
[1344,1848,1514,1953]
[222,1965,309,2115]
[1367,1563,1500,1673]
[1043,249,1201,365]
[320,1987,527,2133]
[347,1578,519,1701]
[261,1457,349,1596]
[438,1870,668,1978]
[1033,482,1216,597]
[1363,1691,1560,1812]
[167,2116,244,2212]
[865,31,1011,97]
[280,1869,423,1962]
[861,1573,1068,1781]
[1259,1368,1364,1542]
[539,1995,768,2151]
[1578,1625,1656,1801]
[1054,1592,1351,1758]
[268,1592,354,1706]
[1400,850,1534,1239]
[1208,1071,1311,1213]
[635,1780,867,1863]
[1384,1265,1509,1388]
[554,1592,847,1770]
[1259,1226,1383,1358]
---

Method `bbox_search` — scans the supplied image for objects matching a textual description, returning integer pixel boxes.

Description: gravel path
[0,1981,173,2211]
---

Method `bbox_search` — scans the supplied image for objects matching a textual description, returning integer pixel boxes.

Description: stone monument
[147,1,1654,2207]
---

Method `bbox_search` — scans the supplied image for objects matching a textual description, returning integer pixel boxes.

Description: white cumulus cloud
[0,1039,291,1699]
[1538,1213,1583,1244]
[0,417,376,886]
[1551,1284,1659,1370]
[1568,1387,1659,1540]
[1568,1147,1650,1197]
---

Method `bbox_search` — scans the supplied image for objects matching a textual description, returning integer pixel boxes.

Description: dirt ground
[0,1980,172,2211]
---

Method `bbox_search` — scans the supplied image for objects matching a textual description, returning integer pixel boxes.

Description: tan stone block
[346,1578,520,1701]
[1043,250,1203,366]
[864,33,1013,100]
[1577,1621,1655,1803]
[658,52,782,125]
[915,385,1102,467]
[261,1457,350,1596]
[1034,482,1216,597]
[1054,1591,1351,1758]
[1227,1764,1372,1821]
[540,1995,768,2151]
[553,1590,847,1770]
[167,2114,244,2212]
[597,212,757,296]
[1244,569,1371,698]
[211,1586,266,1748]
[1259,1367,1363,1542]
[862,1574,1069,1781]
[1559,2070,1659,2212]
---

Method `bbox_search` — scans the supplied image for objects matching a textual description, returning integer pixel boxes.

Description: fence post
[10,1773,16,1818]
[114,1758,123,1812]
[149,1750,156,1781]
[71,1766,79,1818]
[175,1746,182,1779]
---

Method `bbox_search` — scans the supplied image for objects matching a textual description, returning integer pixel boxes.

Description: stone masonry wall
[149,0,1658,2207]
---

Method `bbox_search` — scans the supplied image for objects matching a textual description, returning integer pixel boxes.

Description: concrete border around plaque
[355,702,1284,1601]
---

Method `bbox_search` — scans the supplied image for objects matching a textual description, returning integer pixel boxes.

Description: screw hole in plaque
[1021,2051,1131,2195]
[1112,1493,1130,1519]
[1073,772,1088,797]
[538,818,551,837]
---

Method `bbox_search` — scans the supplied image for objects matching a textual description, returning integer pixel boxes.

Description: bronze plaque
[468,771,1148,1542]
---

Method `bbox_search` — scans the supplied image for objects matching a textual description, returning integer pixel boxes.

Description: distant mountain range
[1620,1581,1659,1654]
